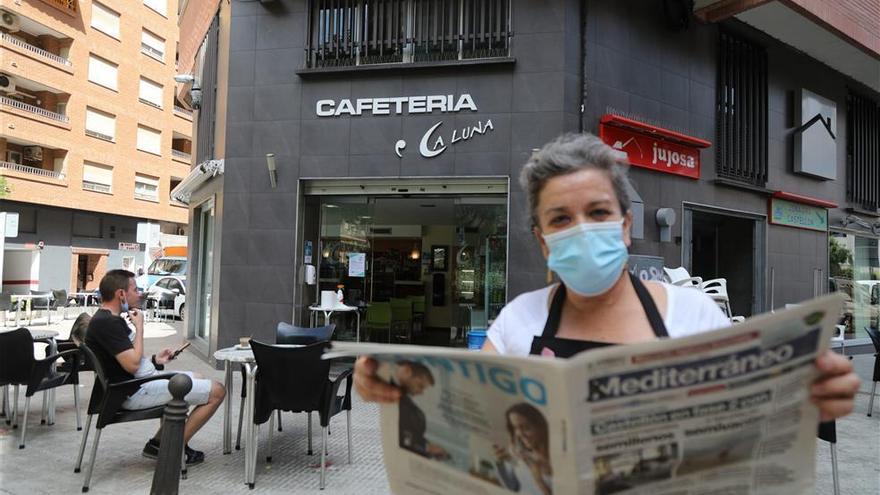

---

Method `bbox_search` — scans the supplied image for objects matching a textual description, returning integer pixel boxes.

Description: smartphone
[172,341,191,358]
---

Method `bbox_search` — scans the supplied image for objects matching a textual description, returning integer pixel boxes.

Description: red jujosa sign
[599,114,711,180]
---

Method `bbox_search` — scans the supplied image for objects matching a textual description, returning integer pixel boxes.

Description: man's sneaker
[184,445,205,466]
[143,439,204,466]
[142,438,160,459]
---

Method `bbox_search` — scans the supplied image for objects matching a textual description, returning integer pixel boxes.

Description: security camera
[174,74,196,84]
[190,87,202,110]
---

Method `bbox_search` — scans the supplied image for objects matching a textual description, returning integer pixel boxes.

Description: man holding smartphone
[85,270,226,466]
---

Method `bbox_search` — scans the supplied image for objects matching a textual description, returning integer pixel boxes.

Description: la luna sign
[315,94,494,159]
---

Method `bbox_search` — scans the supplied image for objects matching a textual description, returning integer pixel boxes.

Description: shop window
[305,0,512,69]
[716,32,768,186]
[846,92,880,212]
[829,232,879,340]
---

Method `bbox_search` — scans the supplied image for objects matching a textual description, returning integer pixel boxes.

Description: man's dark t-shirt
[85,309,134,383]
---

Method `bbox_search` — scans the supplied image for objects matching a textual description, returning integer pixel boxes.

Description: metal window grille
[846,92,880,211]
[716,32,768,186]
[305,0,511,69]
[196,15,219,165]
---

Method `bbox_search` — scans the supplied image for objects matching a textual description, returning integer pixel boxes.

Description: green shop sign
[769,198,828,231]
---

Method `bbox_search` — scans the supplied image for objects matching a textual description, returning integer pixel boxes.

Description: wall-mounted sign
[316,94,477,117]
[314,94,493,159]
[348,252,366,277]
[598,114,711,180]
[769,197,828,232]
[794,88,837,180]
[118,242,140,251]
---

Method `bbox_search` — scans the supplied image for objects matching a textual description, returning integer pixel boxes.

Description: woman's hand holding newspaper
[811,350,860,422]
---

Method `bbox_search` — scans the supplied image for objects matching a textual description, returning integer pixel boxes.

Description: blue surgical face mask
[543,220,628,296]
[120,290,129,313]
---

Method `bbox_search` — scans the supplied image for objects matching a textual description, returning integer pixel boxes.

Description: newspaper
[329,293,844,495]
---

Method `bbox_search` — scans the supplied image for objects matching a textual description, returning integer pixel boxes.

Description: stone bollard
[150,373,191,495]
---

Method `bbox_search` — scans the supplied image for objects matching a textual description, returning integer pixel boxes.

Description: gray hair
[519,133,631,228]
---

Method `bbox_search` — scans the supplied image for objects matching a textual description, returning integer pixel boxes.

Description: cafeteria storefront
[297,178,509,345]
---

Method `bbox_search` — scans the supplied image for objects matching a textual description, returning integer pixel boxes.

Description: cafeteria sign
[315,94,494,159]
[769,198,828,232]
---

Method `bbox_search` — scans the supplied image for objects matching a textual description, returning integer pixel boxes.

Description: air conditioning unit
[23,146,43,161]
[0,9,20,32]
[0,73,15,93]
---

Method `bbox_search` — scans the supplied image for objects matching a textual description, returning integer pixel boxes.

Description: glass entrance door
[194,199,215,341]
[303,189,508,347]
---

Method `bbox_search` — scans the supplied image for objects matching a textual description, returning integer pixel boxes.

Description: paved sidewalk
[0,318,390,494]
[1,317,878,494]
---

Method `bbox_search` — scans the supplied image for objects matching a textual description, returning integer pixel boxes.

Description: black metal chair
[29,290,54,324]
[249,340,353,490]
[276,323,336,345]
[0,327,82,449]
[74,344,178,493]
[233,323,338,445]
[51,289,71,320]
[818,421,839,495]
[866,326,880,417]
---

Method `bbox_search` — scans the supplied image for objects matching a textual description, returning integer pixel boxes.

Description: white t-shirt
[487,283,731,356]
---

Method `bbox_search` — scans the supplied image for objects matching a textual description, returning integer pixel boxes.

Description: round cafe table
[308,304,361,342]
[213,346,257,486]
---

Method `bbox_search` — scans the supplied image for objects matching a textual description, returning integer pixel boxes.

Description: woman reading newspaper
[355,132,859,430]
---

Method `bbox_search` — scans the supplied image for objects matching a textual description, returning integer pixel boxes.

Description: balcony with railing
[38,0,78,15]
[302,0,513,71]
[171,149,191,163]
[174,105,193,119]
[0,95,70,126]
[0,32,72,68]
[0,160,66,181]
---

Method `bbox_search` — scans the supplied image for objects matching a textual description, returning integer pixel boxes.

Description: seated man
[85,269,225,465]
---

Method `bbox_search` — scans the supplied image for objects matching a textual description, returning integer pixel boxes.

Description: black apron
[529,273,669,358]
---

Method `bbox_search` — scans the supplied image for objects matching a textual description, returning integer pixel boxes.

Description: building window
[91,2,120,39]
[716,32,768,186]
[85,107,116,141]
[82,161,113,193]
[846,92,880,212]
[144,0,167,17]
[305,0,512,69]
[829,233,879,341]
[141,29,165,62]
[5,150,22,164]
[88,54,118,90]
[135,173,160,201]
[137,125,162,155]
[56,102,67,116]
[139,77,164,108]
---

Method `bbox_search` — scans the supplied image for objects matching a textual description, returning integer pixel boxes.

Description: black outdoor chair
[30,290,54,324]
[74,344,179,493]
[52,289,71,320]
[866,326,880,417]
[818,421,839,495]
[249,340,353,490]
[0,327,82,449]
[276,323,336,345]
[232,323,339,445]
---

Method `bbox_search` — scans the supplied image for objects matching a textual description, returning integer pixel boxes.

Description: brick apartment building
[0,0,193,293]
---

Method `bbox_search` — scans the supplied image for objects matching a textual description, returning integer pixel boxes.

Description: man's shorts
[122,371,212,410]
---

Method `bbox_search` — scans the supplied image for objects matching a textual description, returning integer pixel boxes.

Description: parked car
[137,256,187,290]
[146,276,186,319]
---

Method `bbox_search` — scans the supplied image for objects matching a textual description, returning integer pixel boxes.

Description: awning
[170,159,224,205]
